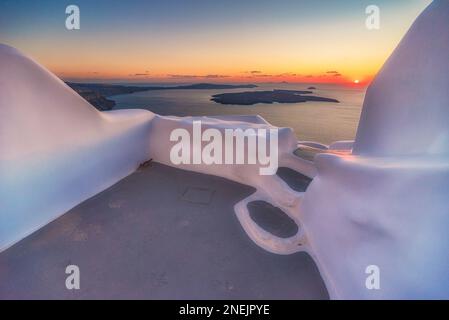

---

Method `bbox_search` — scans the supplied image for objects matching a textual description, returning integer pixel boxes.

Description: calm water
[112,83,366,145]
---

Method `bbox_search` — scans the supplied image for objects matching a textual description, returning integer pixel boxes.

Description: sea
[112,83,367,145]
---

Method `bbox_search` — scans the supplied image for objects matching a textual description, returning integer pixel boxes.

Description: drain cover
[181,187,215,205]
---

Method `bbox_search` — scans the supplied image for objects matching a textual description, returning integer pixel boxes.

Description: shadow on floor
[0,163,328,299]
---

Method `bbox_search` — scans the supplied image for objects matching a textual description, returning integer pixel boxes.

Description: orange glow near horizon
[13,33,386,85]
[3,1,430,85]
[8,33,384,85]
[3,16,401,86]
[42,44,378,85]
[54,69,374,85]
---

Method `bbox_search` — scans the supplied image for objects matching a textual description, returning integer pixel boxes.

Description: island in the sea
[66,82,258,111]
[211,90,339,106]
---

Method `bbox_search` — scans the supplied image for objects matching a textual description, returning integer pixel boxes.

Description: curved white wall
[353,0,449,157]
[300,0,449,299]
[0,44,155,250]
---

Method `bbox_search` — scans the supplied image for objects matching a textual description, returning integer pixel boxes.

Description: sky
[0,0,432,84]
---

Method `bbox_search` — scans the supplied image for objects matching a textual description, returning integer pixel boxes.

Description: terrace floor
[0,162,328,299]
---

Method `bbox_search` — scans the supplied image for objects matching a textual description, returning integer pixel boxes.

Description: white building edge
[0,0,448,299]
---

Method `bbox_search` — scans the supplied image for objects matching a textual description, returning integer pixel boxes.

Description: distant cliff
[66,82,152,111]
[66,85,116,111]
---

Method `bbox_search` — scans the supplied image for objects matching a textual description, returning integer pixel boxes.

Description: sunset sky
[0,0,431,84]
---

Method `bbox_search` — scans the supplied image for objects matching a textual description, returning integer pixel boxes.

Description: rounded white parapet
[298,1,449,299]
[0,44,155,250]
[353,0,449,157]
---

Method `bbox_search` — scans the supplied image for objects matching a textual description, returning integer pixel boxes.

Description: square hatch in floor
[181,187,215,205]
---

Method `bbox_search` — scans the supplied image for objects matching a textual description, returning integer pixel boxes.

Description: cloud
[168,74,229,79]
[167,74,199,78]
[205,74,230,78]
[243,70,262,74]
[326,70,343,76]
[275,72,298,77]
[132,70,151,76]
[244,73,273,78]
